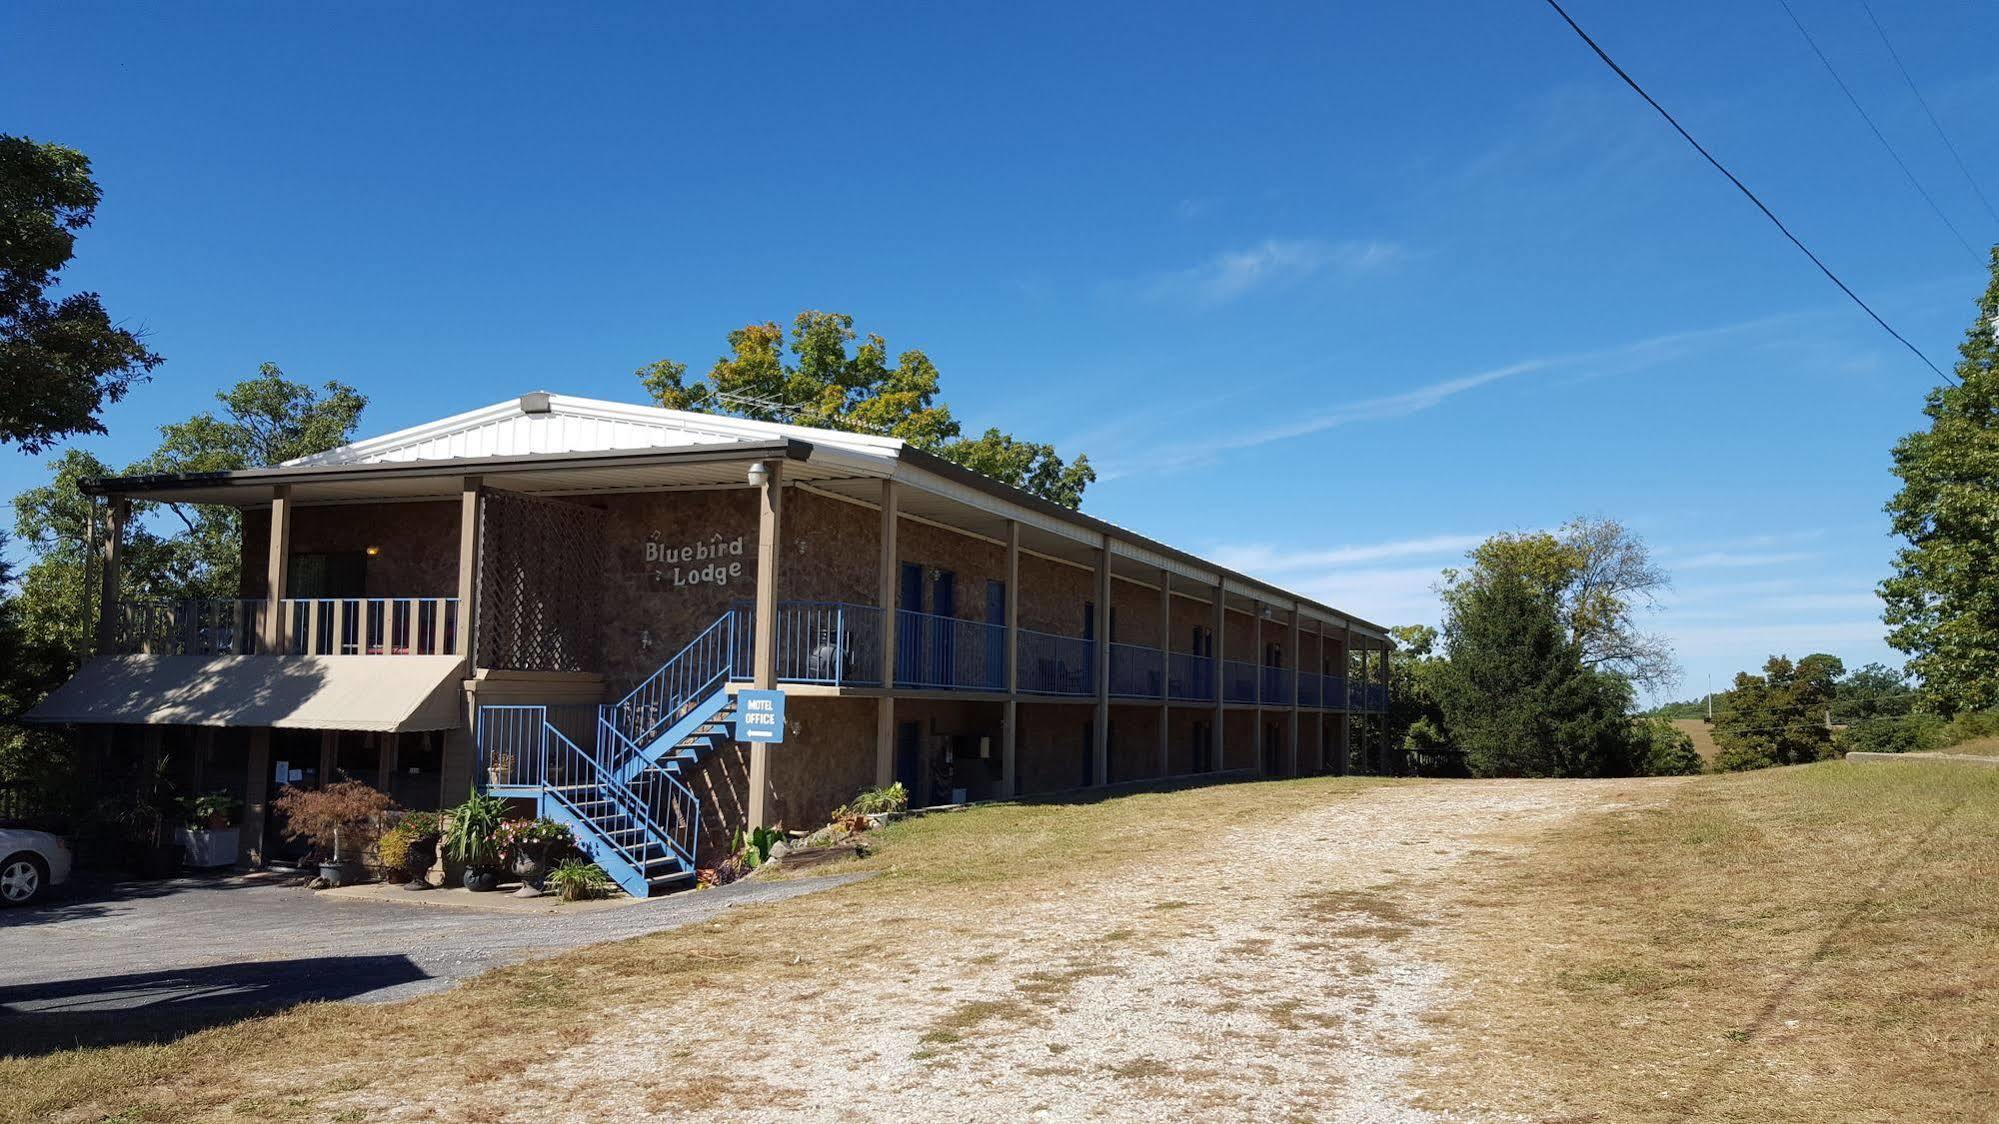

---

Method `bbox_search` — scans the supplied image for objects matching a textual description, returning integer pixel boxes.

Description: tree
[637,311,1095,507]
[0,135,162,452]
[1882,249,1999,714]
[1385,623,1451,758]
[1710,653,1842,771]
[1631,716,1704,776]
[1434,570,1642,778]
[131,364,367,597]
[1441,516,1676,692]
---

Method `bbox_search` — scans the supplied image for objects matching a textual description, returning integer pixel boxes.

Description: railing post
[834,603,846,688]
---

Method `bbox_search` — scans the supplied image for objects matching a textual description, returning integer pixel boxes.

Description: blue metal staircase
[475,611,741,898]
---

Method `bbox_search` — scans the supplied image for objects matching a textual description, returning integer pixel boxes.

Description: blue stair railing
[608,612,739,753]
[477,703,703,896]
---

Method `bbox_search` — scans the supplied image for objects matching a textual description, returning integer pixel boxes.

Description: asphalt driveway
[0,871,858,1055]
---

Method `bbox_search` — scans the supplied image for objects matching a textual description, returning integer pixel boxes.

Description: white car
[0,828,71,906]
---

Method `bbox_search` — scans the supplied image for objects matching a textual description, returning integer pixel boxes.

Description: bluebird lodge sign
[735,689,786,743]
[646,532,746,590]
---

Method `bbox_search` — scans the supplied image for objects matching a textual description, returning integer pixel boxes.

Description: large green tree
[638,311,1094,507]
[1441,516,1676,691]
[1434,570,1642,778]
[0,135,162,453]
[1710,653,1842,771]
[7,365,365,665]
[1882,248,1999,714]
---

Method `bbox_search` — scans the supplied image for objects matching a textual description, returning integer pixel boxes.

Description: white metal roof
[284,392,904,468]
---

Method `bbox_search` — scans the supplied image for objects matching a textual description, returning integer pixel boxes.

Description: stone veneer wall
[1016,701,1093,794]
[1106,704,1161,784]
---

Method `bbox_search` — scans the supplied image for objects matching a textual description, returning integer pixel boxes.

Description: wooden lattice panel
[475,488,605,671]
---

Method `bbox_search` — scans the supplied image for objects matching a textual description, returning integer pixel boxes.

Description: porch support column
[455,476,481,663]
[1337,620,1353,775]
[1287,607,1301,777]
[1211,583,1225,772]
[1312,618,1326,773]
[875,480,899,787]
[1092,534,1111,786]
[1156,568,1170,778]
[261,485,293,653]
[748,459,783,829]
[1252,599,1264,776]
[95,495,128,654]
[1381,643,1396,775]
[1002,519,1020,797]
[243,729,269,866]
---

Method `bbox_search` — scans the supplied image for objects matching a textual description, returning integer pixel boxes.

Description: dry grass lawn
[4,761,1993,1122]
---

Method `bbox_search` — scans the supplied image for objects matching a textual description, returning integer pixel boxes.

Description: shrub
[545,859,611,902]
[699,854,749,888]
[179,790,241,830]
[272,779,396,860]
[376,826,417,877]
[733,825,783,869]
[1838,714,1946,755]
[834,782,908,819]
[1633,717,1704,776]
[397,809,442,841]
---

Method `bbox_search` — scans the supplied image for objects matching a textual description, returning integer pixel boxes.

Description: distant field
[1946,735,1999,757]
[1671,717,1721,765]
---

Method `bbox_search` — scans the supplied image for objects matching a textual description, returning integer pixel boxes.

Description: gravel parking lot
[0,872,858,1054]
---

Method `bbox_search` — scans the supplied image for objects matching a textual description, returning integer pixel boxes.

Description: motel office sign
[735,689,786,743]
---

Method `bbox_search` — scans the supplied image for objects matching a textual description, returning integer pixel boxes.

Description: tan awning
[24,655,466,732]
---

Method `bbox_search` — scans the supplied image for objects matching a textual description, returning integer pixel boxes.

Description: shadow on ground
[0,955,429,1056]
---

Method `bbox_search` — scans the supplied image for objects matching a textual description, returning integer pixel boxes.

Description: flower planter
[462,867,500,892]
[177,827,240,868]
[318,858,358,886]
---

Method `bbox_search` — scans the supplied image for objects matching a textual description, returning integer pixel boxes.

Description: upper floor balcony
[725,600,1384,710]
[114,596,460,657]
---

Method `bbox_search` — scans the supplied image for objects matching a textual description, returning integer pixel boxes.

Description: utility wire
[1857,0,1999,229]
[1774,0,1980,263]
[1537,0,1959,386]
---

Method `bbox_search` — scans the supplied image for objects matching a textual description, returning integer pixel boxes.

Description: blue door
[933,570,956,686]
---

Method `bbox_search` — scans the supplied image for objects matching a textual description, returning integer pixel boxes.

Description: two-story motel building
[30,393,1392,895]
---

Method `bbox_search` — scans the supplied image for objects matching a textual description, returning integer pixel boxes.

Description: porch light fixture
[365,546,381,556]
[746,461,769,488]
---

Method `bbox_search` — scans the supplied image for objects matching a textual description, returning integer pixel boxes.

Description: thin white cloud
[1210,533,1485,574]
[1115,309,1803,478]
[1141,238,1403,305]
[1675,550,1819,570]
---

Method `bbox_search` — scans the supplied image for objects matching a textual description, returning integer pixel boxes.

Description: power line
[1856,0,1999,229]
[1774,0,1980,263]
[1537,0,1959,387]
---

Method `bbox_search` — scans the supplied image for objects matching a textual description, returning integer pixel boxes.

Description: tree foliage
[1385,623,1451,757]
[1882,248,1999,714]
[1631,716,1704,776]
[0,135,162,453]
[1434,570,1643,778]
[1710,653,1842,772]
[1441,516,1676,691]
[637,311,1094,507]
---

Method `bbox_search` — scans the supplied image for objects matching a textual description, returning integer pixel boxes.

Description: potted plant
[115,755,187,879]
[394,810,442,890]
[498,817,574,892]
[545,859,610,902]
[444,788,508,891]
[485,751,515,787]
[176,790,242,869]
[271,778,396,887]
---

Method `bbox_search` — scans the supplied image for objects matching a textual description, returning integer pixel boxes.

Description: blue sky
[6,1,1996,702]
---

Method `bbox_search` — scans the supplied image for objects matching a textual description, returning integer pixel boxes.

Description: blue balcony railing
[1168,651,1214,701]
[1109,643,1164,699]
[1222,659,1258,703]
[1298,671,1322,708]
[896,609,1005,691]
[1261,665,1293,706]
[1018,628,1093,695]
